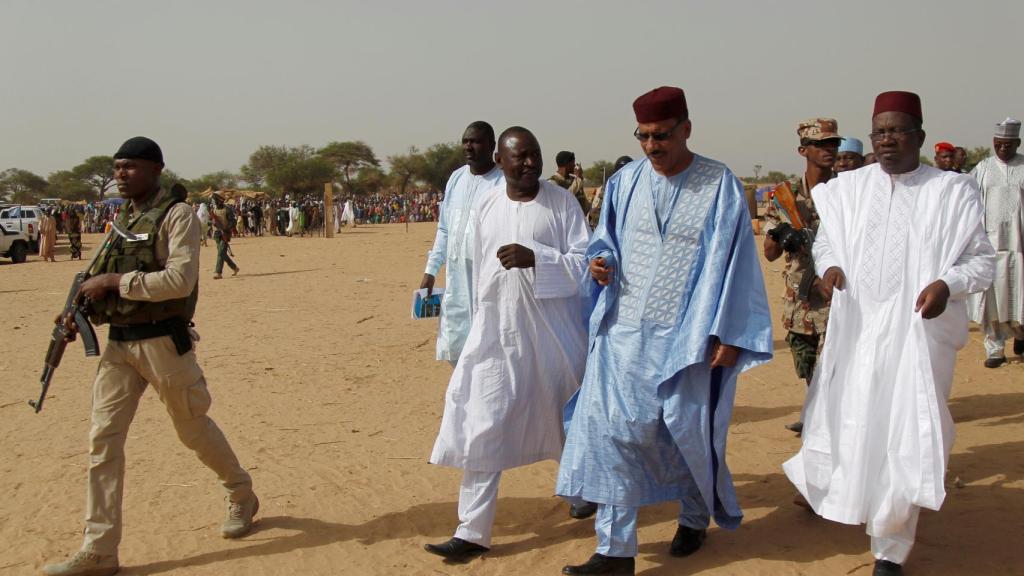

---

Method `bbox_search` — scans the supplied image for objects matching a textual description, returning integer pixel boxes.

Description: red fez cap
[873,91,922,121]
[934,141,955,153]
[633,86,688,123]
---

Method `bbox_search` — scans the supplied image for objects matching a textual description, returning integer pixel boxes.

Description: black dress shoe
[873,559,903,575]
[985,356,1007,368]
[423,537,489,561]
[669,525,706,557]
[1013,338,1024,356]
[562,553,635,575]
[570,501,599,519]
[784,421,804,434]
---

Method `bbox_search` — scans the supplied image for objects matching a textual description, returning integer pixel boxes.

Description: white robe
[424,165,505,362]
[784,164,994,537]
[430,180,590,471]
[968,154,1024,326]
[287,206,300,234]
[196,203,210,226]
[341,200,355,227]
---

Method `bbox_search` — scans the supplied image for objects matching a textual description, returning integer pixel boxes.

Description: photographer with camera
[763,118,841,435]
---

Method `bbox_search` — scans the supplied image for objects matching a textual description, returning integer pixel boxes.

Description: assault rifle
[30,227,118,412]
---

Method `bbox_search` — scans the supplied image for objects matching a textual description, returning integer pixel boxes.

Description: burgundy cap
[873,91,922,121]
[633,86,688,123]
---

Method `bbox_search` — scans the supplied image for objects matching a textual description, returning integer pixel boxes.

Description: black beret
[555,151,575,167]
[114,136,164,166]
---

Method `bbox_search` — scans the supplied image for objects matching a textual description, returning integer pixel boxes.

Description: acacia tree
[963,146,990,173]
[418,142,464,192]
[352,166,387,196]
[240,145,289,190]
[319,141,380,195]
[265,145,335,197]
[0,168,48,203]
[71,155,116,201]
[190,170,239,192]
[388,147,425,196]
[47,170,93,201]
[159,168,185,193]
[583,160,613,185]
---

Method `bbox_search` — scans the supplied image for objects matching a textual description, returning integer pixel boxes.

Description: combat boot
[42,551,119,576]
[221,493,259,538]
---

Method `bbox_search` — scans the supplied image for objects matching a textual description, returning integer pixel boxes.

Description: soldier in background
[763,118,839,435]
[549,150,589,215]
[588,155,633,229]
[211,192,240,279]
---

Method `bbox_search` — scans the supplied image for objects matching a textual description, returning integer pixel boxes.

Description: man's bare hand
[590,257,613,286]
[709,338,739,368]
[915,280,950,320]
[78,273,121,301]
[819,266,846,303]
[497,244,535,269]
[53,311,79,342]
[420,273,436,297]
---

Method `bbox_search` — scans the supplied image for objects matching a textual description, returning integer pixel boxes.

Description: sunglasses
[634,119,684,142]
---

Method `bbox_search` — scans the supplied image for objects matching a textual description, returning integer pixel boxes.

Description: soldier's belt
[108,317,193,355]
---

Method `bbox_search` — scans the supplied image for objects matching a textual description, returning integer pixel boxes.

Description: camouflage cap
[797,118,840,142]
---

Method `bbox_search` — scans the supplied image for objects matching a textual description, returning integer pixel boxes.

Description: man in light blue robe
[421,121,505,365]
[558,86,773,576]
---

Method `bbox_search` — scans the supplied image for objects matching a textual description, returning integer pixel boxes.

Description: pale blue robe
[556,156,773,529]
[425,164,505,363]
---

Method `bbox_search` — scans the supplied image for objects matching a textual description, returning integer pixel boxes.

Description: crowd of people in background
[193,189,444,241]
[23,188,444,265]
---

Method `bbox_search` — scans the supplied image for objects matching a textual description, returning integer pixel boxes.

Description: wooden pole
[324,182,334,238]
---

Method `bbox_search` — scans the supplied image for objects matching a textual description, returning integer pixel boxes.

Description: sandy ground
[1,224,1021,576]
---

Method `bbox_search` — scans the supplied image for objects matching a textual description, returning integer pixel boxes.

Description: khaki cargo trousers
[81,335,253,555]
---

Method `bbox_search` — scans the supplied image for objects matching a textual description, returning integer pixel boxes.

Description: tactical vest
[89,191,199,326]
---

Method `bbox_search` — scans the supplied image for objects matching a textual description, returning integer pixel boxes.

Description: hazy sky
[2,0,1022,182]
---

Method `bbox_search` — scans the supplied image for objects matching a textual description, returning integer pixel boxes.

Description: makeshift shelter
[192,188,271,203]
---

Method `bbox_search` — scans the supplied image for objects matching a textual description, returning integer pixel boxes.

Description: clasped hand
[589,257,613,285]
[497,244,534,269]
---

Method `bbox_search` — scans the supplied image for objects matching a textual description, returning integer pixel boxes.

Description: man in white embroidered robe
[968,117,1024,367]
[425,127,590,562]
[421,121,505,365]
[784,91,995,576]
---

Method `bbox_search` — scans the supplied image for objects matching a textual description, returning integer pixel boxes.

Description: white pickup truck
[0,205,43,252]
[0,220,30,263]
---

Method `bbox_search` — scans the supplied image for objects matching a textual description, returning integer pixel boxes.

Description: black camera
[767,222,809,253]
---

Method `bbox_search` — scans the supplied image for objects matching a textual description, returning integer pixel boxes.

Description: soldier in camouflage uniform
[763,118,840,435]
